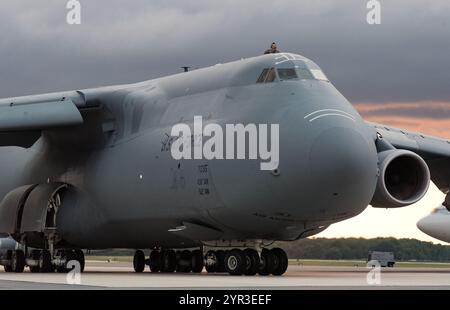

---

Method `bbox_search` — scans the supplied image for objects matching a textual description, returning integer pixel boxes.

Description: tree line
[88,237,450,262]
[277,238,450,261]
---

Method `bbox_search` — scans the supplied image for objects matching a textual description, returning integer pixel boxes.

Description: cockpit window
[296,67,314,80]
[257,60,329,84]
[257,68,276,83]
[266,68,276,82]
[310,69,328,81]
[306,61,329,81]
[277,68,297,80]
[277,62,327,82]
[257,69,269,83]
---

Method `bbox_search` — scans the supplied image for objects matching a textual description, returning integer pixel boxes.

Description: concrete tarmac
[0,261,449,289]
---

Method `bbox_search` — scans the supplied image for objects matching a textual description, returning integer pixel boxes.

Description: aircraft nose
[307,126,378,213]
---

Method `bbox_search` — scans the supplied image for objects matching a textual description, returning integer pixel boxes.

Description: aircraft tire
[224,249,245,276]
[74,249,85,273]
[216,250,226,272]
[257,249,276,276]
[39,250,53,273]
[271,248,288,276]
[133,250,146,273]
[176,250,192,273]
[205,250,217,273]
[191,250,204,273]
[243,249,260,276]
[29,250,41,273]
[11,250,25,273]
[149,250,161,272]
[160,250,176,273]
[56,249,75,273]
[4,250,13,272]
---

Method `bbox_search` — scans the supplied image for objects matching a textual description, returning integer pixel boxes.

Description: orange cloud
[354,101,450,140]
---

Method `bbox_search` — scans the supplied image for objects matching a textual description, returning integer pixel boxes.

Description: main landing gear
[133,249,204,274]
[1,248,85,274]
[133,247,288,276]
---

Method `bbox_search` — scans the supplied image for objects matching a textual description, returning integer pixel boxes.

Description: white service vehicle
[368,251,395,267]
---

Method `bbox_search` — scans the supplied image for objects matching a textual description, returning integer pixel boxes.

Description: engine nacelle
[371,150,430,208]
[0,182,102,249]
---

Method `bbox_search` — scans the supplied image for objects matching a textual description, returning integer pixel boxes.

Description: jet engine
[371,150,430,208]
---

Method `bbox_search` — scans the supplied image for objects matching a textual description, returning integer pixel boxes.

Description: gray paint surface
[0,53,448,250]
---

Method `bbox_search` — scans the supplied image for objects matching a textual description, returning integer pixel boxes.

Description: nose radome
[308,127,378,210]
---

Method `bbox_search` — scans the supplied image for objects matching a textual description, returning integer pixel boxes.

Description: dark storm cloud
[1,0,450,103]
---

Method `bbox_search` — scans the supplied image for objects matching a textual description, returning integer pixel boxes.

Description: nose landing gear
[1,248,85,274]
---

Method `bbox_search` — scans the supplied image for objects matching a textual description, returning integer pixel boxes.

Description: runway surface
[0,261,450,289]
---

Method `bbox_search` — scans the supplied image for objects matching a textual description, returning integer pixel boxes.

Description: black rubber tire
[204,250,217,273]
[66,249,78,271]
[216,250,226,273]
[39,250,53,273]
[29,250,41,273]
[271,248,288,276]
[160,250,176,273]
[191,250,204,273]
[258,249,276,276]
[12,250,25,273]
[243,249,260,276]
[149,250,161,272]
[4,250,13,272]
[56,249,73,273]
[55,250,67,273]
[224,249,245,276]
[176,250,192,273]
[74,249,85,273]
[133,250,146,273]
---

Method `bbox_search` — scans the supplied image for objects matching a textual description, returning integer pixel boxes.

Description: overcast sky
[1,0,450,103]
[1,1,450,243]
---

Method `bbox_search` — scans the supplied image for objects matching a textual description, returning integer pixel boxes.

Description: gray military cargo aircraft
[0,52,446,276]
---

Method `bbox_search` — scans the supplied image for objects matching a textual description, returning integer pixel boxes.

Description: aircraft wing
[371,122,450,192]
[0,90,101,148]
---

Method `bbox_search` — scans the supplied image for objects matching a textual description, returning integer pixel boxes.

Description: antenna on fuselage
[181,66,191,73]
